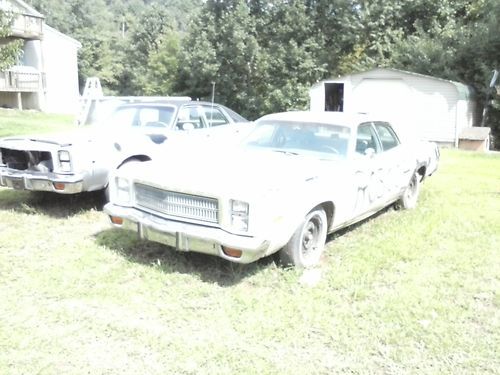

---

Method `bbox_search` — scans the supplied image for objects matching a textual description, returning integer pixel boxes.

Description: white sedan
[0,99,248,196]
[104,111,437,267]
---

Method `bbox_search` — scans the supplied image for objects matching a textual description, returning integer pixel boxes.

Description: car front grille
[1,148,53,171]
[134,183,219,224]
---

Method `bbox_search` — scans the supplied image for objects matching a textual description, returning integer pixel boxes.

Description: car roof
[116,99,228,109]
[257,111,385,129]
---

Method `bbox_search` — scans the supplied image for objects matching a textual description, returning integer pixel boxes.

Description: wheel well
[118,154,151,169]
[316,201,335,230]
[417,165,426,182]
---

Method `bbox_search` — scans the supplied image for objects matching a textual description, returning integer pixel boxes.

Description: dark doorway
[325,83,344,112]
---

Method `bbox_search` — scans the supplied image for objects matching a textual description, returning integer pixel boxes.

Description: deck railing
[0,70,45,92]
[10,13,44,39]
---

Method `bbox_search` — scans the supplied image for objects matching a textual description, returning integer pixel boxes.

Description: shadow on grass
[94,228,276,287]
[0,188,106,218]
[94,205,397,286]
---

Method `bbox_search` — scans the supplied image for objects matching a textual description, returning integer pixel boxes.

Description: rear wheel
[279,208,327,268]
[395,171,420,210]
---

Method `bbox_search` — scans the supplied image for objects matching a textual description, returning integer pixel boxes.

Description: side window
[223,107,247,122]
[374,122,400,151]
[176,106,204,130]
[202,106,230,127]
[356,123,381,155]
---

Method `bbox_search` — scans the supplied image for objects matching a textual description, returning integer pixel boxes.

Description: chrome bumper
[0,167,84,194]
[103,203,271,264]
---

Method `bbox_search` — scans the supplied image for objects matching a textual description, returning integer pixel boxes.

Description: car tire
[395,171,420,210]
[279,208,327,268]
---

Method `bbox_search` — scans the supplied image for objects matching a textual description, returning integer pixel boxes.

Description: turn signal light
[53,182,65,191]
[110,216,123,225]
[222,246,242,258]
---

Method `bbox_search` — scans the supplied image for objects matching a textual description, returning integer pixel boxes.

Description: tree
[117,3,182,95]
[0,10,23,71]
[176,0,264,116]
[177,0,328,118]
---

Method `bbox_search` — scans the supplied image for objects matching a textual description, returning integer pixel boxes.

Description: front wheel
[279,208,327,268]
[395,171,420,210]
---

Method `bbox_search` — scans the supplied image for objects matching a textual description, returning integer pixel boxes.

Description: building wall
[41,25,80,114]
[458,139,489,152]
[21,39,43,70]
[310,69,475,145]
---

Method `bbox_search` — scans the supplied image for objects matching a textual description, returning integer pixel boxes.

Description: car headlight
[113,176,132,205]
[58,150,72,172]
[230,199,249,232]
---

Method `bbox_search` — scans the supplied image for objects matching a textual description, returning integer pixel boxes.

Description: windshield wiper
[272,149,299,156]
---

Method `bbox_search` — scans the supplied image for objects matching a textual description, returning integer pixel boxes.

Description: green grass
[0,111,498,374]
[0,108,73,137]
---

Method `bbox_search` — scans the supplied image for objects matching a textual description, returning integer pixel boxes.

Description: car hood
[0,127,103,148]
[126,147,342,200]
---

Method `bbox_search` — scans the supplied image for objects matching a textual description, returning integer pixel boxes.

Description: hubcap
[407,175,417,199]
[301,216,322,260]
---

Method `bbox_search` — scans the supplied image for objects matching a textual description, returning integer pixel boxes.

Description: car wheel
[279,208,327,268]
[395,171,420,210]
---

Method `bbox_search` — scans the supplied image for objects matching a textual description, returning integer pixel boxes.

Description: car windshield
[100,105,176,129]
[244,120,351,158]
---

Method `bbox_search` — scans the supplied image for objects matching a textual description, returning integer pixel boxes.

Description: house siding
[41,25,80,114]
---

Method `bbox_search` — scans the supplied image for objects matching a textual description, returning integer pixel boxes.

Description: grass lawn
[0,108,73,137]
[0,111,499,374]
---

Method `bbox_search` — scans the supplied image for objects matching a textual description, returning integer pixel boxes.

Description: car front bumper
[104,203,272,264]
[0,167,84,194]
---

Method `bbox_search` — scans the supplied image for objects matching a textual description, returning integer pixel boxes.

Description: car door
[351,122,388,217]
[372,122,413,200]
[175,105,206,131]
[200,105,231,128]
[199,104,250,140]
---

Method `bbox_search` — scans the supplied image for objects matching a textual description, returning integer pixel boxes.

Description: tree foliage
[24,0,500,141]
[27,0,201,94]
[0,9,23,71]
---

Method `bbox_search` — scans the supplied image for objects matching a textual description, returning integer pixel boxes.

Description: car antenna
[210,81,216,125]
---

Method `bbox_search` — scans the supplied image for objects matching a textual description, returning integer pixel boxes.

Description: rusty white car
[104,111,438,267]
[0,99,248,196]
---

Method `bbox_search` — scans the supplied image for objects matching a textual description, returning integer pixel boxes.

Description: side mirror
[182,122,195,131]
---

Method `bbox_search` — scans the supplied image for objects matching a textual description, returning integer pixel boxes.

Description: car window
[138,107,174,128]
[176,106,205,130]
[245,120,350,158]
[356,123,381,154]
[105,105,175,128]
[222,106,248,122]
[106,107,137,127]
[374,122,400,151]
[202,106,230,127]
